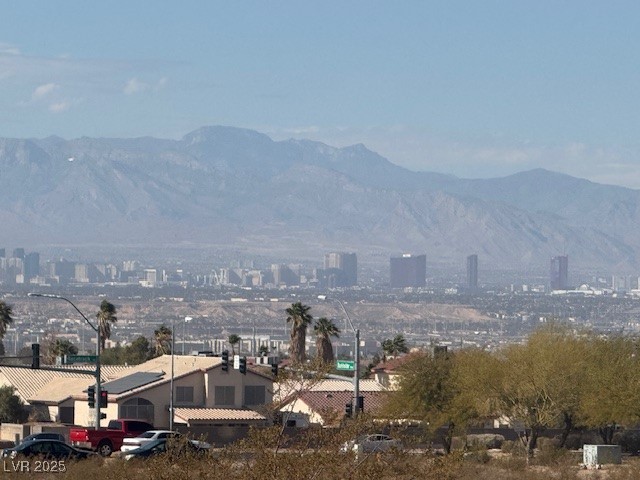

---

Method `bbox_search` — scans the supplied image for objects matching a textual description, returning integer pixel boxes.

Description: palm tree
[314,317,340,364]
[45,338,79,364]
[286,302,313,364]
[258,345,270,357]
[381,334,409,360]
[228,334,241,355]
[0,301,13,355]
[154,325,172,356]
[96,300,117,349]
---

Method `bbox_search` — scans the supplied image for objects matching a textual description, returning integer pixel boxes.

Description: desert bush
[467,433,505,450]
[501,439,527,456]
[490,454,528,473]
[613,429,640,454]
[536,436,560,450]
[464,448,491,464]
[563,430,600,450]
[451,435,466,451]
[533,440,578,467]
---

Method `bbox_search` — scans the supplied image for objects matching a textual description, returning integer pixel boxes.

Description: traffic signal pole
[28,293,103,429]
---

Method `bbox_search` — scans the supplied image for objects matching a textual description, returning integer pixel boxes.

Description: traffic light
[239,356,247,375]
[31,343,40,369]
[271,363,278,377]
[100,390,108,408]
[221,350,229,372]
[356,395,364,413]
[87,386,96,408]
[345,402,353,418]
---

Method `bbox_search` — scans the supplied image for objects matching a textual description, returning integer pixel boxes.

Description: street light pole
[320,296,360,416]
[28,293,102,429]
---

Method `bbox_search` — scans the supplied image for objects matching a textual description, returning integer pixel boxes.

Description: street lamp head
[28,293,59,299]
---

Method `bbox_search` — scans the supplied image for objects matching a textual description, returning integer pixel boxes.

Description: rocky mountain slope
[1,126,638,271]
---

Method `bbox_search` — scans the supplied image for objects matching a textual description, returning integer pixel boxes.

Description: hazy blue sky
[2,2,640,187]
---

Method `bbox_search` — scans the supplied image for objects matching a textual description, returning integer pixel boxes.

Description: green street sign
[64,355,98,364]
[336,360,355,371]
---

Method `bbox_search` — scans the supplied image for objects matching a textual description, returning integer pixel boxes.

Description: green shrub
[467,433,505,450]
[613,429,640,454]
[501,439,527,456]
[534,440,577,467]
[563,431,600,450]
[464,449,491,464]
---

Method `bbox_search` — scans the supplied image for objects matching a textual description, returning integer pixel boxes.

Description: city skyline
[3,245,639,293]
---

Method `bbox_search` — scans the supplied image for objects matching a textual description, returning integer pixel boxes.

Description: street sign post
[336,360,355,371]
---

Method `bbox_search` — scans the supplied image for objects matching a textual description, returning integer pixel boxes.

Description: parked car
[120,430,211,453]
[340,434,402,454]
[70,419,154,457]
[21,433,66,444]
[2,439,94,460]
[122,438,208,461]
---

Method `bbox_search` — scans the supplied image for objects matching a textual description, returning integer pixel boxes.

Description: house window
[244,385,266,406]
[58,407,74,424]
[176,386,194,403]
[215,386,235,406]
[119,398,154,422]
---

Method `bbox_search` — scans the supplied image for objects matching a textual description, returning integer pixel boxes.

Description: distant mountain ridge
[1,126,639,272]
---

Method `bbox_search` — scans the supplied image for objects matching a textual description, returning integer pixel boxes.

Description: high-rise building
[49,259,76,284]
[467,254,478,292]
[24,252,40,281]
[390,254,426,288]
[12,248,24,260]
[550,255,569,290]
[323,252,357,287]
[271,264,300,286]
[0,248,5,258]
[143,269,158,285]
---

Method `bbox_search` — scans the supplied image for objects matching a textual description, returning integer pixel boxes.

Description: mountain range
[1,125,639,272]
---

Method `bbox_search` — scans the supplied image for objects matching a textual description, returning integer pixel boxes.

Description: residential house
[276,378,387,427]
[0,354,274,432]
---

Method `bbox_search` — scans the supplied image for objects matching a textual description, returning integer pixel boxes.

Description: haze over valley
[2,126,639,275]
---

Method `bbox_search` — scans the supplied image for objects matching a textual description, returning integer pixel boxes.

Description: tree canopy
[154,325,172,356]
[0,386,27,423]
[101,336,153,365]
[228,334,241,355]
[381,334,409,358]
[389,325,640,455]
[96,299,117,349]
[286,302,313,364]
[385,349,472,453]
[0,300,14,355]
[314,317,340,365]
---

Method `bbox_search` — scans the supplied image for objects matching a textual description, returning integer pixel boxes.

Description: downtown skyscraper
[550,255,569,290]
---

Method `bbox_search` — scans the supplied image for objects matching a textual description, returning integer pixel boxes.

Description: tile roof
[173,408,267,422]
[0,355,222,403]
[274,378,385,404]
[294,391,389,423]
[104,355,222,400]
[123,354,221,377]
[0,365,128,403]
[30,377,92,404]
[370,354,415,373]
